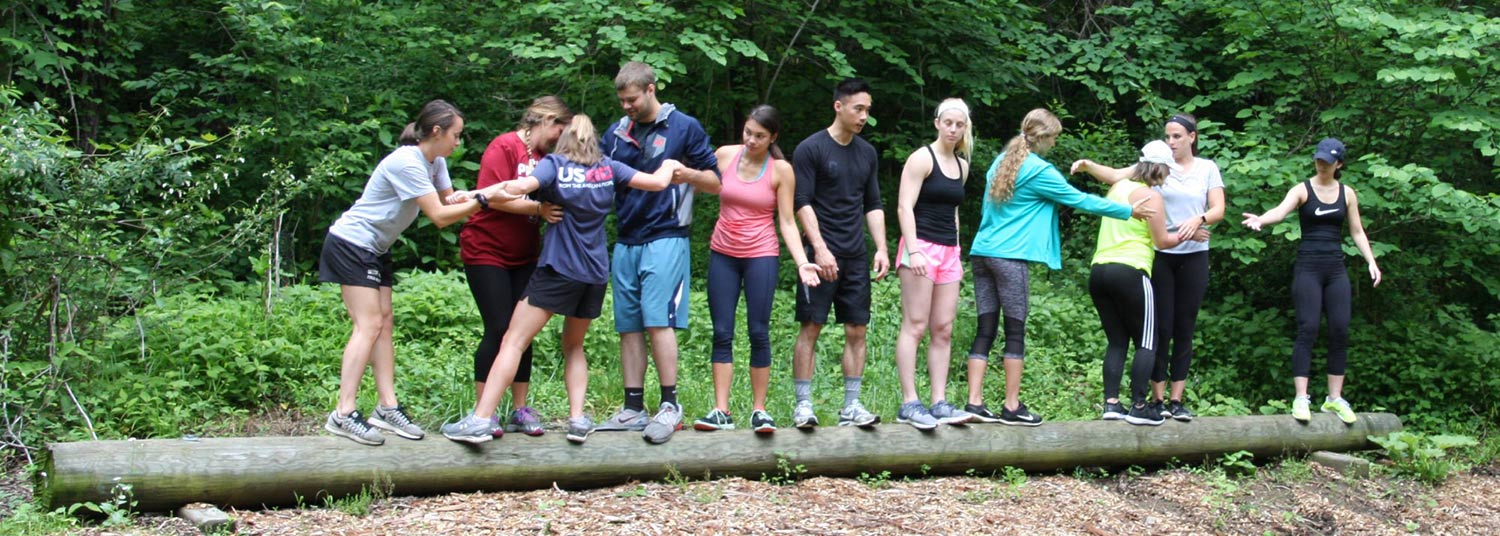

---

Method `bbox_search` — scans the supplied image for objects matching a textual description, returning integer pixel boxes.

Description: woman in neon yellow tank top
[1087,141,1184,426]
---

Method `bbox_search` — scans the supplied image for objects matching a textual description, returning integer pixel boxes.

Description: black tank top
[913,146,966,246]
[1298,180,1345,256]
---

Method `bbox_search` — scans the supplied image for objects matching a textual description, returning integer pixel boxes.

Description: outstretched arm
[1241,185,1304,231]
[1071,160,1136,186]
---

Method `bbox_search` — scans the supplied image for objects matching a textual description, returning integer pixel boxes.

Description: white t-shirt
[1155,156,1223,254]
[328,145,452,254]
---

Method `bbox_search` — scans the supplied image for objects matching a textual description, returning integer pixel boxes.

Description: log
[38,412,1400,512]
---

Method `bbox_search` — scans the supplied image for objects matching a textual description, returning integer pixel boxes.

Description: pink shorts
[897,237,964,285]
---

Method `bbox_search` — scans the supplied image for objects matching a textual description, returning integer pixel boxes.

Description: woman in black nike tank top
[1241,138,1382,424]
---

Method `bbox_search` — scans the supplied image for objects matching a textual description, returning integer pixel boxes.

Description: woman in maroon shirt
[456,96,570,437]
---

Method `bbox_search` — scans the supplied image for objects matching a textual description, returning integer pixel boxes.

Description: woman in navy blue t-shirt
[441,114,683,444]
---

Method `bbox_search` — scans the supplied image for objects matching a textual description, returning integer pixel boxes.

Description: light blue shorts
[612,237,691,332]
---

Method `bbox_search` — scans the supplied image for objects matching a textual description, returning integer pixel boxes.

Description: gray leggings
[968,256,1030,360]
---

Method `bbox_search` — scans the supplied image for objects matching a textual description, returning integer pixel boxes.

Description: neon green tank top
[1091,180,1154,274]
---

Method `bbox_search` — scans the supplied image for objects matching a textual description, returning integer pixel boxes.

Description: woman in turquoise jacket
[963,108,1154,425]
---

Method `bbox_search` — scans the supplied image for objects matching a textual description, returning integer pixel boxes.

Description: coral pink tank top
[711,147,780,258]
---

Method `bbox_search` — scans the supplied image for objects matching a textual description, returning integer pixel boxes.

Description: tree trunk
[38,412,1401,511]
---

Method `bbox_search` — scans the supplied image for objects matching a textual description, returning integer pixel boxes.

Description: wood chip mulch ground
[51,462,1500,535]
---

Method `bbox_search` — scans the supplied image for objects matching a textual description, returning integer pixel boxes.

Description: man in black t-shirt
[789,78,890,429]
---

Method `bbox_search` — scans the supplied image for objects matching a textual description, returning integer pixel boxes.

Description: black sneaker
[998,402,1043,427]
[964,403,1003,423]
[1125,403,1166,426]
[751,410,777,434]
[1101,401,1128,420]
[1150,399,1168,418]
[1167,400,1195,422]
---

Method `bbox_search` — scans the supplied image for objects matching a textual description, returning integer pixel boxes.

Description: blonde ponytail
[989,108,1061,203]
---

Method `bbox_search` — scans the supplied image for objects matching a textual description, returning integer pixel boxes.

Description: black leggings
[1292,257,1350,377]
[1089,263,1157,403]
[465,264,535,383]
[1150,251,1209,383]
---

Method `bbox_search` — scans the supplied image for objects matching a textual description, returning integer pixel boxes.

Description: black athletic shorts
[524,266,607,319]
[795,250,871,326]
[318,232,394,288]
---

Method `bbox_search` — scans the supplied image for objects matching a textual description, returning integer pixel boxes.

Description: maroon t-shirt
[459,132,542,268]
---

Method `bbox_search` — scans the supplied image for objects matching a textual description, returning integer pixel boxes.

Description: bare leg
[750,366,770,411]
[895,268,932,403]
[336,285,385,415]
[843,324,868,378]
[712,362,733,412]
[1002,358,1024,410]
[1327,374,1345,401]
[475,300,554,419]
[647,326,679,392]
[794,322,823,381]
[926,281,960,404]
[561,316,592,419]
[368,286,398,408]
[620,331,648,390]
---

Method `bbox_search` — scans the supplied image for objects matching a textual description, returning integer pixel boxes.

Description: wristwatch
[474,193,490,209]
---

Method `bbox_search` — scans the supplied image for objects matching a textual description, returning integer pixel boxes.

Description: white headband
[935,100,970,120]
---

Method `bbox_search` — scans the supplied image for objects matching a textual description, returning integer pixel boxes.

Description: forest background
[2,0,1498,492]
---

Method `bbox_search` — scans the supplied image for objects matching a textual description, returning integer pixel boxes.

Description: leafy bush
[1369,431,1479,485]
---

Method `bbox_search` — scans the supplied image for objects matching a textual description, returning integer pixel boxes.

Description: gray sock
[844,376,862,406]
[794,380,812,404]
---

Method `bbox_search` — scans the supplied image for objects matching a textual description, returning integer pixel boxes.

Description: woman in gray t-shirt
[1072,114,1225,422]
[317,100,492,446]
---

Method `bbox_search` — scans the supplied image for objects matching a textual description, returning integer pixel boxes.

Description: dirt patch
[54,464,1492,535]
[13,453,1500,535]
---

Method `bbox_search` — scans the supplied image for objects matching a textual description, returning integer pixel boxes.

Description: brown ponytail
[398,99,464,146]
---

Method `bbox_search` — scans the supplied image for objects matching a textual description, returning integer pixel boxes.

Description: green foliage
[856,470,892,489]
[0,500,80,535]
[322,479,390,518]
[1369,431,1479,485]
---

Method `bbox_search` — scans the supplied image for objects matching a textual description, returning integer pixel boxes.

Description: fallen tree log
[39,412,1400,511]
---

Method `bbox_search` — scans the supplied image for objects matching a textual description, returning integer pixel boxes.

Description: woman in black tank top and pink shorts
[893,98,975,429]
[1242,138,1382,425]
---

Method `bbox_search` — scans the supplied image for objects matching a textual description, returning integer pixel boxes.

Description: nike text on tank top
[913,145,966,246]
[1298,180,1346,257]
[711,147,780,258]
[1091,180,1155,274]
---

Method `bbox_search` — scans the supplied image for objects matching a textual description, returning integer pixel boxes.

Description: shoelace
[516,407,539,423]
[346,412,374,433]
[383,407,413,427]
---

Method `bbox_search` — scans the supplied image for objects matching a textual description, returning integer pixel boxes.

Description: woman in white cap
[1086,140,1183,426]
[1072,114,1224,421]
[893,98,975,429]
[1242,137,1381,424]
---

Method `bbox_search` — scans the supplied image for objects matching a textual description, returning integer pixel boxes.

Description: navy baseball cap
[1314,138,1346,163]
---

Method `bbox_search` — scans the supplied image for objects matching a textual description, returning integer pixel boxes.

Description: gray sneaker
[326,410,385,446]
[838,399,880,427]
[566,416,595,444]
[642,402,683,444]
[368,404,425,440]
[595,407,649,432]
[792,400,819,428]
[440,412,497,444]
[896,401,938,430]
[930,400,974,425]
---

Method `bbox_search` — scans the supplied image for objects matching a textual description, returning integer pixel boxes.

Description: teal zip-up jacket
[970,152,1131,269]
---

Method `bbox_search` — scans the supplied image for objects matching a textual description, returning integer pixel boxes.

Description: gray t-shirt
[1156,156,1223,254]
[328,145,452,254]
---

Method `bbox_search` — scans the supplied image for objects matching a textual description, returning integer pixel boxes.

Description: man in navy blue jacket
[595,62,721,444]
